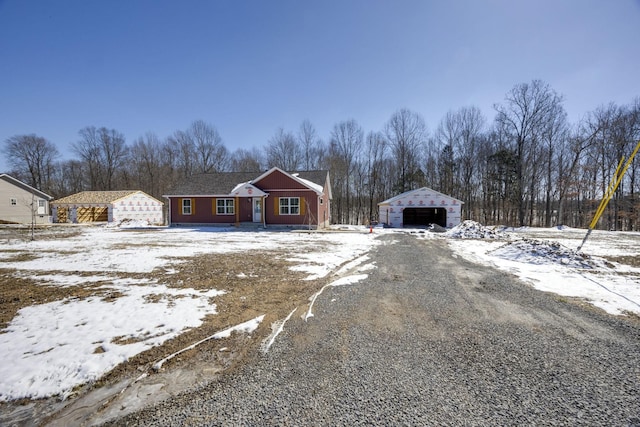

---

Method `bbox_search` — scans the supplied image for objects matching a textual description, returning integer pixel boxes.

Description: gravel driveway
[107,233,640,426]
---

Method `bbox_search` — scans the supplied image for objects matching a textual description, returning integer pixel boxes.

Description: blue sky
[1,0,639,171]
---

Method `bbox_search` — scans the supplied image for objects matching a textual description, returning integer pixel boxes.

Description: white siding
[378,187,463,228]
[112,192,164,225]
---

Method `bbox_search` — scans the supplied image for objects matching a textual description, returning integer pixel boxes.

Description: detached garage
[378,187,463,228]
[52,191,164,225]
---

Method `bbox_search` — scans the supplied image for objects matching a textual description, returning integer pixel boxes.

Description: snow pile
[117,219,156,229]
[445,220,506,239]
[0,285,224,401]
[489,238,606,269]
[447,227,640,317]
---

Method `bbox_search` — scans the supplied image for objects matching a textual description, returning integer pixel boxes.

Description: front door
[252,198,262,222]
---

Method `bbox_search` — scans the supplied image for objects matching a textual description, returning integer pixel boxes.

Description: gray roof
[166,172,258,195]
[0,174,53,200]
[165,169,329,196]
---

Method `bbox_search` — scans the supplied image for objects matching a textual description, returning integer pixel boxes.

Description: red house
[164,167,332,229]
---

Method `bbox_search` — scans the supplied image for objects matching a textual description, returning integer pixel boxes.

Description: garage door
[77,207,108,222]
[403,208,446,228]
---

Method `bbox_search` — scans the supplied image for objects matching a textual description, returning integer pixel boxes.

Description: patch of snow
[0,284,224,402]
[212,315,264,339]
[305,274,369,321]
[296,177,324,193]
[261,308,298,353]
[489,238,610,269]
[153,315,264,371]
[0,227,380,401]
[446,225,640,317]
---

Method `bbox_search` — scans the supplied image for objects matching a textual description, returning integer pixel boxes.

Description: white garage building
[378,187,463,228]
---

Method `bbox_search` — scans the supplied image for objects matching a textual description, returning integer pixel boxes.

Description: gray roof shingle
[165,169,329,196]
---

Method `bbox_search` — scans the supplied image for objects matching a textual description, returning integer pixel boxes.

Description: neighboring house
[0,174,53,224]
[378,187,463,228]
[51,191,164,224]
[164,167,331,229]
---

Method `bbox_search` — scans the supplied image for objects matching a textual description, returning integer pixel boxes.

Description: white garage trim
[378,187,463,228]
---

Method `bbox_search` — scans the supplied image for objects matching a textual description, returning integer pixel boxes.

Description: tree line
[3,79,640,230]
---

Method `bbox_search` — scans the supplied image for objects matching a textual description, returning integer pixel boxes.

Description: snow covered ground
[0,226,379,402]
[443,221,640,317]
[1,221,639,403]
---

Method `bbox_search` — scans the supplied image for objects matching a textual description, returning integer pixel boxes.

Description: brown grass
[0,244,329,399]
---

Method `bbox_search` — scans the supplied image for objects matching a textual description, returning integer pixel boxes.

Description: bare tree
[554,124,595,227]
[438,144,456,195]
[265,128,302,170]
[189,120,229,173]
[297,119,325,170]
[230,147,264,172]
[384,109,427,192]
[74,126,101,189]
[165,120,229,177]
[3,134,59,192]
[129,133,165,198]
[329,119,364,224]
[435,106,486,218]
[73,126,128,190]
[364,131,388,222]
[49,159,85,197]
[540,102,568,226]
[494,80,564,226]
[167,129,195,178]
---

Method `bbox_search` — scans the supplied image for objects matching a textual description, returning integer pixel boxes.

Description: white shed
[52,190,164,225]
[378,187,463,228]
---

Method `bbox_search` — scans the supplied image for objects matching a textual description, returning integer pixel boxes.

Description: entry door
[252,198,262,222]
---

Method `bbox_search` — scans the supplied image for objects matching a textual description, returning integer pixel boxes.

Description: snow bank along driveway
[0,226,379,402]
[444,222,640,317]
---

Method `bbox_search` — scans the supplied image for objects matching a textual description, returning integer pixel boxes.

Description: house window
[38,200,45,208]
[216,198,235,215]
[279,197,300,215]
[182,198,192,215]
[10,198,17,206]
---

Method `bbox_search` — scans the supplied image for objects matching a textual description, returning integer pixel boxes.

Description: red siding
[254,169,307,191]
[264,190,318,226]
[169,170,329,228]
[170,196,244,224]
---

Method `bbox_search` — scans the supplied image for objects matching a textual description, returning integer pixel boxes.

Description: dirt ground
[0,226,334,424]
[2,225,639,425]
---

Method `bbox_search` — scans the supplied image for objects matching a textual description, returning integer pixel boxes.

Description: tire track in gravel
[106,233,640,426]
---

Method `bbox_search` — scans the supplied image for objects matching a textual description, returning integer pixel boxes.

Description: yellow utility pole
[577,140,640,252]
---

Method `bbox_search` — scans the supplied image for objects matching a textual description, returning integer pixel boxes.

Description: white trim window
[182,198,192,215]
[37,199,46,214]
[216,198,235,215]
[10,198,17,206]
[279,197,300,215]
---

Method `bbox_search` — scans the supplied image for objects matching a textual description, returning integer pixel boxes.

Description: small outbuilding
[0,174,53,224]
[378,187,463,228]
[52,191,164,225]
